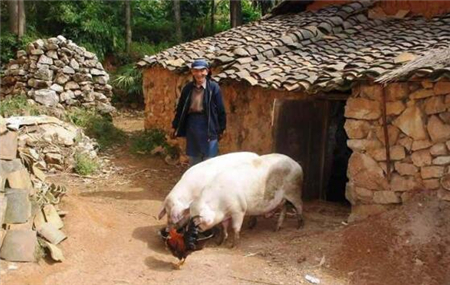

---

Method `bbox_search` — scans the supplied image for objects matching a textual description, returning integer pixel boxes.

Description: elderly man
[172,59,227,166]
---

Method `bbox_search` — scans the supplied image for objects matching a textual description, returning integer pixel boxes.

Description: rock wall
[143,67,308,155]
[345,80,450,219]
[0,116,70,262]
[1,36,115,114]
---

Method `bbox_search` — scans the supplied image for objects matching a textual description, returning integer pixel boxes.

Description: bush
[130,129,178,157]
[74,153,99,176]
[111,63,143,106]
[67,108,126,150]
[0,95,42,117]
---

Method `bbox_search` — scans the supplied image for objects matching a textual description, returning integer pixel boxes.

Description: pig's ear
[158,207,167,220]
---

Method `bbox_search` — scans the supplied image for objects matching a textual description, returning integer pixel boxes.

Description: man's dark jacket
[172,79,226,140]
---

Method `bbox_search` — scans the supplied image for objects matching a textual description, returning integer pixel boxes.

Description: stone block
[390,174,418,191]
[386,101,406,116]
[0,131,18,160]
[424,96,446,115]
[375,125,400,146]
[430,143,448,156]
[393,104,427,140]
[385,83,409,101]
[394,162,418,176]
[411,139,432,151]
[434,81,450,95]
[347,153,389,190]
[427,115,450,143]
[433,156,450,165]
[411,149,432,167]
[345,98,381,120]
[373,191,401,204]
[421,166,445,179]
[0,230,37,262]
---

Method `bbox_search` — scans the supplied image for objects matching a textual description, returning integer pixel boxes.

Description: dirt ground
[1,113,449,285]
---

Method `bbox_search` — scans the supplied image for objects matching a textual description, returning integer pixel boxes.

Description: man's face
[191,68,208,84]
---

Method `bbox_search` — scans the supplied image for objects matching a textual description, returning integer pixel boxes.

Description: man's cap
[191,59,209,70]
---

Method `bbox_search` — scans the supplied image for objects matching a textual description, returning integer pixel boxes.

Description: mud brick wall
[345,80,450,219]
[143,67,308,155]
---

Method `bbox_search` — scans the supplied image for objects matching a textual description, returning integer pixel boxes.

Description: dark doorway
[324,101,352,203]
[272,98,351,203]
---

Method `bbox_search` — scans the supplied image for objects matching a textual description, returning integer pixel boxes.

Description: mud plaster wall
[344,79,450,220]
[143,67,308,155]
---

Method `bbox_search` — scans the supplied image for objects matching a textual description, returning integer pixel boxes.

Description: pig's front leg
[215,219,230,245]
[230,212,245,248]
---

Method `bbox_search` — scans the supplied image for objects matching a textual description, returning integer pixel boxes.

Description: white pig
[158,152,260,226]
[190,153,303,246]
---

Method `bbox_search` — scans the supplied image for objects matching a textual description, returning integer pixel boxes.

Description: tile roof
[137,1,450,93]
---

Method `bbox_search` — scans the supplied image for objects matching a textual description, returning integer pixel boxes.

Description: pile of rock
[1,36,115,114]
[344,79,450,219]
[0,117,69,263]
[3,115,98,173]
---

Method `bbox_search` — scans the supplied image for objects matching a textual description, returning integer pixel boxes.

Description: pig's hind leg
[275,202,287,232]
[285,192,304,229]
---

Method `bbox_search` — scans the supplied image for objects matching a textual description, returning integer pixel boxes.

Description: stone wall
[345,79,450,219]
[143,67,308,155]
[1,36,114,114]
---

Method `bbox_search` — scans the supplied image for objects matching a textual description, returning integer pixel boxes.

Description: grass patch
[67,108,126,150]
[74,153,100,176]
[130,129,178,157]
[0,95,43,117]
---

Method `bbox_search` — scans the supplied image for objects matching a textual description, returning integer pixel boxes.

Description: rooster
[163,219,200,269]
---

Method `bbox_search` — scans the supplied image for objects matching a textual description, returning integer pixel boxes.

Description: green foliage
[67,108,126,150]
[74,152,100,176]
[0,28,42,69]
[111,63,143,106]
[0,95,43,117]
[242,0,262,23]
[130,129,178,157]
[112,64,142,96]
[1,0,264,71]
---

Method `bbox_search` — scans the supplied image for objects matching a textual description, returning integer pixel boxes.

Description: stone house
[137,0,450,219]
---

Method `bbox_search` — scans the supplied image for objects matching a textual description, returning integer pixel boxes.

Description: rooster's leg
[173,258,185,270]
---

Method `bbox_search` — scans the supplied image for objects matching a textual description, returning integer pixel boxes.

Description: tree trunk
[230,0,242,28]
[18,0,26,38]
[210,0,215,34]
[125,0,132,54]
[8,0,19,35]
[173,0,183,43]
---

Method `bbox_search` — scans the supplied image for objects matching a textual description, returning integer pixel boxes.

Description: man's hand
[170,130,177,140]
[218,131,225,141]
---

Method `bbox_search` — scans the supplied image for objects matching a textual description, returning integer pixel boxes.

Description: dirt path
[1,114,351,285]
[4,113,448,285]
